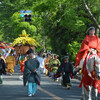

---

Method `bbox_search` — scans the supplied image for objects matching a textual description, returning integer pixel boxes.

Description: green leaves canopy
[0,0,100,61]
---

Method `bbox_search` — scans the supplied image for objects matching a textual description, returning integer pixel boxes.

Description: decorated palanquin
[12,30,40,55]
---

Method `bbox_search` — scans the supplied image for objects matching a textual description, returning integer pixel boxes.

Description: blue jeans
[28,82,38,95]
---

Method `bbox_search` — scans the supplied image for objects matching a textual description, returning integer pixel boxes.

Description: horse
[80,53,100,100]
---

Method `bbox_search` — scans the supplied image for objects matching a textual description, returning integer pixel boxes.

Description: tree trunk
[82,0,100,34]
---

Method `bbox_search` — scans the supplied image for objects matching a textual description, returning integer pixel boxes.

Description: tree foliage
[0,0,100,61]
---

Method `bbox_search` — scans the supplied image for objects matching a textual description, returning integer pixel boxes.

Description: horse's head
[87,54,100,79]
[94,56,100,79]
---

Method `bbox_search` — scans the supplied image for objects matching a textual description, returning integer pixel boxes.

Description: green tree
[0,0,100,61]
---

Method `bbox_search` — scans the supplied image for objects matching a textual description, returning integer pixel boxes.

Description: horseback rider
[75,27,100,68]
[75,27,100,100]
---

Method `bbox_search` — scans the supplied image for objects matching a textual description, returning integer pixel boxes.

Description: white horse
[81,53,100,100]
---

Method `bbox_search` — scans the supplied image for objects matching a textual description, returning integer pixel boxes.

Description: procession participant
[1,53,6,63]
[75,27,100,68]
[16,53,21,69]
[54,56,74,89]
[49,55,61,81]
[44,54,51,76]
[75,27,100,90]
[0,54,7,84]
[41,55,46,74]
[5,49,11,58]
[19,55,27,80]
[2,49,6,59]
[48,54,54,77]
[23,52,40,97]
[37,53,44,74]
[20,55,27,74]
[61,56,74,89]
[6,50,16,75]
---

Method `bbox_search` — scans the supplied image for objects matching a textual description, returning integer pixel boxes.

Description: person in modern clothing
[23,53,40,97]
[0,54,7,84]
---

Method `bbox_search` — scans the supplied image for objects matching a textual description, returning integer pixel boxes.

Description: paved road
[0,67,100,100]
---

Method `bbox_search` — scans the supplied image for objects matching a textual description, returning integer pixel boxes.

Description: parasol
[0,41,14,49]
[0,44,5,49]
